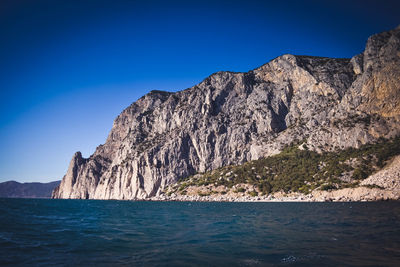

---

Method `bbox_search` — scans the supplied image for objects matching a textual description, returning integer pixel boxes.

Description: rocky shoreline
[149,193,312,202]
[148,187,399,202]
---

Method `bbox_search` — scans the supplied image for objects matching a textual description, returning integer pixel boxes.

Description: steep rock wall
[53,26,400,200]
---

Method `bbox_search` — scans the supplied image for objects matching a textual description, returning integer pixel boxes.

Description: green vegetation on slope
[171,137,400,195]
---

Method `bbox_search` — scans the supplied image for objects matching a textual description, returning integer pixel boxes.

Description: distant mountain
[0,180,60,198]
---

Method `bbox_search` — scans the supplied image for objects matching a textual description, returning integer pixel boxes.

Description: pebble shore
[149,194,313,202]
[148,187,400,202]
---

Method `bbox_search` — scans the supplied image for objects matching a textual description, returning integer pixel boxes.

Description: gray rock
[53,26,400,200]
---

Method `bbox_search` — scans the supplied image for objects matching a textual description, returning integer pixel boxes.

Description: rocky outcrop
[311,187,400,202]
[361,155,400,190]
[53,26,400,200]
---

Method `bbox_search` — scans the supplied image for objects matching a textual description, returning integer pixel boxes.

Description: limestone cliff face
[52,26,400,200]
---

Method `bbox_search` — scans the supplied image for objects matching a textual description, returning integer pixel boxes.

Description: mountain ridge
[53,26,400,200]
[1,180,60,198]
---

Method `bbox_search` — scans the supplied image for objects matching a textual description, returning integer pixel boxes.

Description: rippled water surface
[1,199,400,266]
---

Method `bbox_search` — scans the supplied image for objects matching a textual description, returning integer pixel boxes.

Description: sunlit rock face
[52,26,400,200]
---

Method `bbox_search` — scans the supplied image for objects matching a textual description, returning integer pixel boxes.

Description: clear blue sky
[0,0,398,182]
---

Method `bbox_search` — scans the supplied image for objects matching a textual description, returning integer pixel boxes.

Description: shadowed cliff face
[53,26,400,200]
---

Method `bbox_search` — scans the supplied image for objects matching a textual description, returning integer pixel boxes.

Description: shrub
[321,183,337,191]
[249,191,258,197]
[352,168,368,180]
[236,187,246,193]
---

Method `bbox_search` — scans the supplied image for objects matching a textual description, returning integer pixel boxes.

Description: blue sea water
[0,199,400,266]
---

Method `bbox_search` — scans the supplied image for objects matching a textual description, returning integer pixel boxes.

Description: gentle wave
[0,199,400,266]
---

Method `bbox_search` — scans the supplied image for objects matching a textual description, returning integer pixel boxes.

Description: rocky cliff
[53,26,400,200]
